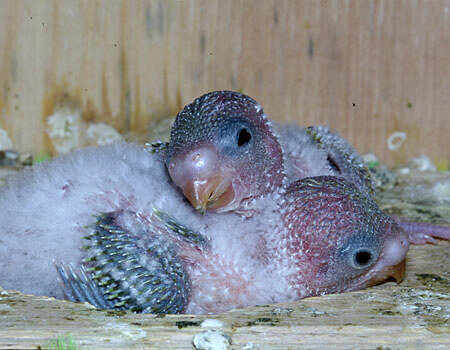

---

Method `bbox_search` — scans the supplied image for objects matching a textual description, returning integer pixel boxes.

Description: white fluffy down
[0,142,291,313]
[273,123,334,181]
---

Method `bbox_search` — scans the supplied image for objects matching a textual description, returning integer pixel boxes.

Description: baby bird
[276,124,450,242]
[167,91,450,242]
[165,91,373,215]
[277,124,374,195]
[165,90,285,213]
[0,142,420,314]
[1,91,447,314]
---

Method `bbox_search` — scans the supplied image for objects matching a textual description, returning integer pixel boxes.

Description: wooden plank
[0,241,448,349]
[0,162,449,349]
[0,0,449,165]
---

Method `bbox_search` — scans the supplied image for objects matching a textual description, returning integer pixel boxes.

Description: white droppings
[403,178,450,205]
[104,322,147,340]
[201,319,224,329]
[387,131,407,151]
[399,167,410,175]
[46,108,82,154]
[47,108,123,154]
[407,154,437,172]
[86,123,123,146]
[193,330,231,350]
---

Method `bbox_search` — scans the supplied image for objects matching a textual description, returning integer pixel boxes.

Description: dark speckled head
[280,176,409,296]
[166,91,284,213]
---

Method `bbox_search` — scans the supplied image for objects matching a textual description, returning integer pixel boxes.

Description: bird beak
[182,175,235,213]
[364,231,409,287]
[168,146,239,213]
[365,259,406,287]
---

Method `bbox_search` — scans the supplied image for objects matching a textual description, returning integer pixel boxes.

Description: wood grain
[0,0,449,164]
[0,241,448,349]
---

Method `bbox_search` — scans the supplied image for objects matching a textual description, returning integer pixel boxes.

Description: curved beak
[167,146,238,213]
[365,259,406,287]
[356,231,409,289]
[365,231,409,287]
[182,175,235,213]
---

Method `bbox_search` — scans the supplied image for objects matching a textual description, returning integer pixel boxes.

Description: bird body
[165,91,373,215]
[166,91,449,247]
[0,142,291,313]
[275,124,374,195]
[274,123,450,242]
[0,142,414,314]
[0,142,188,300]
[1,91,447,315]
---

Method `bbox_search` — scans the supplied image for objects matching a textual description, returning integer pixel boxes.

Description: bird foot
[392,216,450,245]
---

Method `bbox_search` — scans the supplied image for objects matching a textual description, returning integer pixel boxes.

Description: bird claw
[393,217,450,245]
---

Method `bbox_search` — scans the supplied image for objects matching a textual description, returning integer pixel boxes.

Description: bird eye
[352,248,374,269]
[237,128,252,146]
[326,155,341,173]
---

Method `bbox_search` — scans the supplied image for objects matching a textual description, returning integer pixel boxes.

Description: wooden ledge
[0,241,448,349]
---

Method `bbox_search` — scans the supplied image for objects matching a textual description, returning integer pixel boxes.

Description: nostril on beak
[168,146,220,189]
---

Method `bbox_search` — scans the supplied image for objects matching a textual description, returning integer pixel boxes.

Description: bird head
[166,91,284,213]
[280,176,409,297]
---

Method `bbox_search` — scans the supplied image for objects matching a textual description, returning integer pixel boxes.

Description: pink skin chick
[0,140,446,314]
[165,90,284,213]
[277,125,450,247]
[68,176,448,314]
[178,176,434,313]
[167,92,450,247]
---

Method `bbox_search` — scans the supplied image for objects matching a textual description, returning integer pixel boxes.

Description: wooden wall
[0,0,449,165]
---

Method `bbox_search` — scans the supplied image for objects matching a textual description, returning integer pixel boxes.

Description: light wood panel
[0,241,448,349]
[0,0,449,165]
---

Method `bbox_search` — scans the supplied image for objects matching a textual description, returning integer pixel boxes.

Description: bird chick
[166,91,450,243]
[277,124,450,241]
[0,143,197,310]
[277,124,374,195]
[165,91,372,214]
[181,176,415,314]
[1,142,443,314]
[165,90,284,213]
[56,176,432,314]
[276,176,409,298]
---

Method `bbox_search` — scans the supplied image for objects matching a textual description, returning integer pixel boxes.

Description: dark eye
[352,248,373,268]
[237,128,252,146]
[327,154,341,173]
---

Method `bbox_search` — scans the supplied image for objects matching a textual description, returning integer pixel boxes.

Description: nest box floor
[0,161,448,350]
